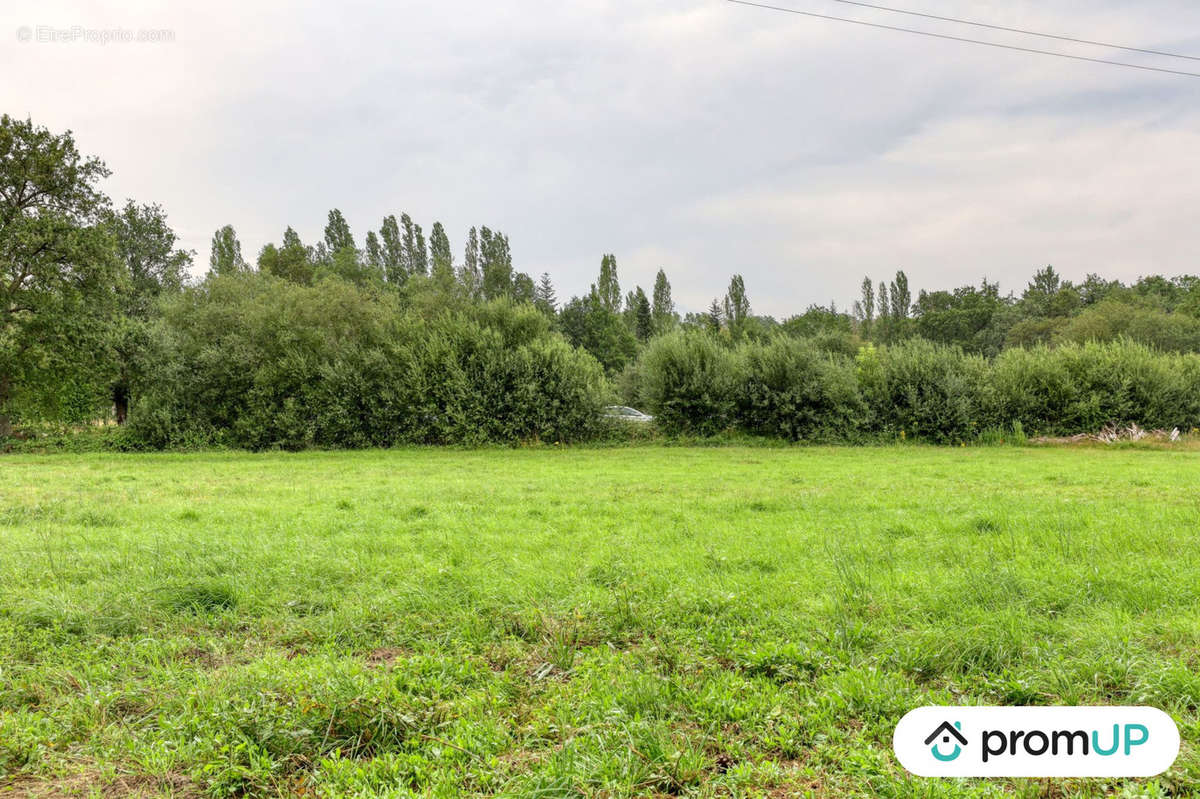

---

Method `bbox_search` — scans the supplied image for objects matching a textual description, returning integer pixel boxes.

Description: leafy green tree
[258,227,314,285]
[912,279,1009,355]
[209,225,247,276]
[1079,273,1123,307]
[535,272,557,315]
[363,230,384,275]
[633,287,653,342]
[723,274,750,335]
[1,115,118,435]
[401,213,427,276]
[559,293,637,372]
[651,269,676,331]
[462,227,482,298]
[480,227,513,300]
[380,215,405,284]
[706,299,724,332]
[889,270,910,319]
[104,201,192,423]
[596,254,621,313]
[855,277,875,336]
[323,208,356,254]
[430,222,453,283]
[512,272,536,305]
[877,282,890,321]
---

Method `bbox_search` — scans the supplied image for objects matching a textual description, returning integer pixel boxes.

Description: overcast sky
[4,0,1200,316]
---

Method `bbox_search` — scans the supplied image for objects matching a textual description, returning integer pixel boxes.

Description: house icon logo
[925,721,967,762]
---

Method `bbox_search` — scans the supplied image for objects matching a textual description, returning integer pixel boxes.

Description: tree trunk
[113,383,129,426]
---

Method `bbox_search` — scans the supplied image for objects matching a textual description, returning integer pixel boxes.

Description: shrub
[987,346,1077,436]
[126,275,607,449]
[736,336,865,441]
[863,339,987,443]
[638,330,739,435]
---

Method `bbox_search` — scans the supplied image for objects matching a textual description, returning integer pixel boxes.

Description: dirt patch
[1,772,200,798]
[365,647,408,665]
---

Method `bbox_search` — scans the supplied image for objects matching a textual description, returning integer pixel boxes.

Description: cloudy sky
[4,0,1200,316]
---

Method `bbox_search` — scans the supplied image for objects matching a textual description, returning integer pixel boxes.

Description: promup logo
[894,707,1180,778]
[925,721,967,762]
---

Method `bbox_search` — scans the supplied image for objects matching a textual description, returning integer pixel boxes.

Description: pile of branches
[1061,424,1181,444]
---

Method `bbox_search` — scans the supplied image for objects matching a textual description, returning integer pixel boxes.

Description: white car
[603,406,654,423]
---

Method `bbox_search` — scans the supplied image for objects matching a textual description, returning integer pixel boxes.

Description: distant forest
[5,113,1200,447]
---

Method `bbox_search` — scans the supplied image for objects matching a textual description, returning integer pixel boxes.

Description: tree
[380,215,404,284]
[706,299,724,332]
[430,222,453,283]
[877,282,890,321]
[259,227,314,285]
[596,254,621,313]
[401,213,427,276]
[889,270,910,319]
[652,269,676,331]
[723,274,750,334]
[363,230,384,276]
[633,286,653,342]
[323,208,356,254]
[209,225,247,276]
[559,293,637,372]
[480,227,513,300]
[535,272,557,315]
[462,227,482,298]
[1,115,118,435]
[512,272,536,305]
[855,277,875,336]
[104,201,192,423]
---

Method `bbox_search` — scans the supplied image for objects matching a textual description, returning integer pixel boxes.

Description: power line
[725,0,1200,79]
[821,0,1200,62]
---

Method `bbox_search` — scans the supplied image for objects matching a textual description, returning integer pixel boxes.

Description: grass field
[2,446,1199,798]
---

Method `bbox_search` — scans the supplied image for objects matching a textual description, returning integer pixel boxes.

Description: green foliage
[987,341,1200,435]
[651,268,676,332]
[638,330,739,435]
[208,224,247,276]
[737,337,865,441]
[126,277,606,449]
[0,114,119,435]
[1057,300,1200,353]
[558,293,638,374]
[861,338,987,443]
[594,254,621,313]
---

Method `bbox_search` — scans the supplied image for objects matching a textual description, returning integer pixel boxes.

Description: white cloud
[4,0,1200,315]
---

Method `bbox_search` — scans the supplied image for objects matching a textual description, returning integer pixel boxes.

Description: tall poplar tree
[595,254,621,313]
[209,225,247,276]
[323,208,355,254]
[651,269,675,331]
[429,222,453,282]
[461,227,482,298]
[380,215,404,284]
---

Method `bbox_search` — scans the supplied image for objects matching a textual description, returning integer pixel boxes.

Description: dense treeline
[6,114,1200,448]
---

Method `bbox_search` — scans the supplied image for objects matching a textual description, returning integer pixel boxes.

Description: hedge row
[635,331,1200,442]
[126,276,608,449]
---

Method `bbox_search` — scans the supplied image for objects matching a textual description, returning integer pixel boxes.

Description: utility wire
[821,0,1200,62]
[725,0,1200,79]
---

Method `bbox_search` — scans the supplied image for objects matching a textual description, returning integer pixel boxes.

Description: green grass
[1,446,1199,797]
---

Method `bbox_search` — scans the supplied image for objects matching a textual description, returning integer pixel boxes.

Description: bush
[126,275,607,449]
[638,330,739,435]
[736,337,865,441]
[861,339,986,443]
